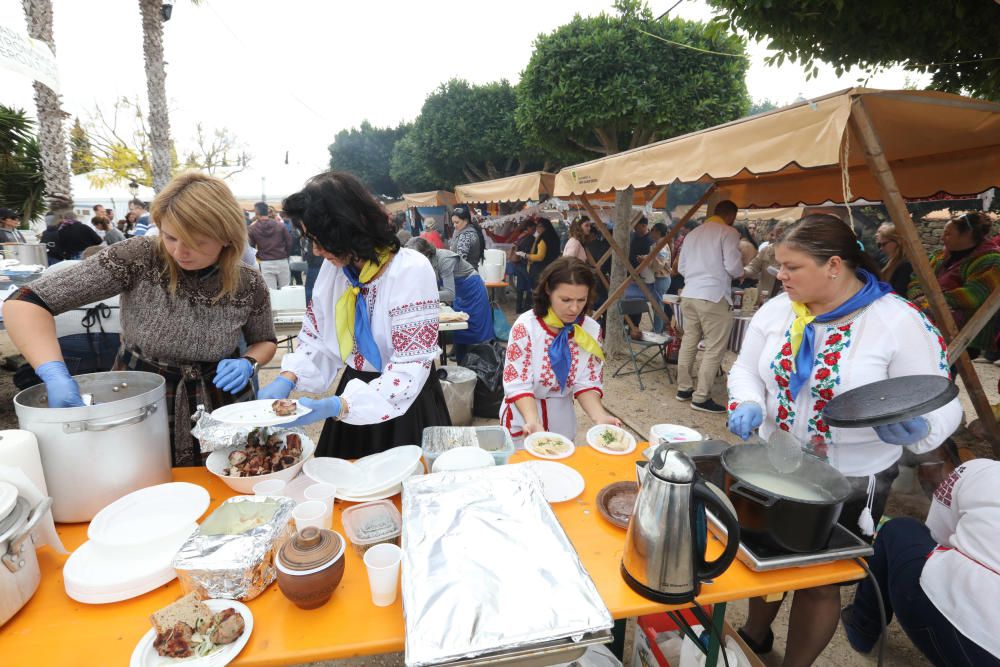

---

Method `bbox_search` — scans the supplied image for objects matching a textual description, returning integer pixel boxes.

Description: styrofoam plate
[524,432,575,460]
[210,399,311,427]
[130,599,253,667]
[431,446,495,473]
[586,425,637,456]
[337,463,422,503]
[346,445,423,495]
[64,527,196,604]
[521,461,585,503]
[303,457,368,490]
[88,482,209,548]
[649,423,702,445]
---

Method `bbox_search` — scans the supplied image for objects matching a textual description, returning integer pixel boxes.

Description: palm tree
[138,0,173,193]
[0,106,46,222]
[21,0,72,211]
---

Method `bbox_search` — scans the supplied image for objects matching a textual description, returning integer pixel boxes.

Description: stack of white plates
[64,482,210,604]
[303,445,423,502]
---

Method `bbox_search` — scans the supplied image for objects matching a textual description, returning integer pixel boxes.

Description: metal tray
[706,510,872,572]
[436,630,613,667]
[821,375,958,428]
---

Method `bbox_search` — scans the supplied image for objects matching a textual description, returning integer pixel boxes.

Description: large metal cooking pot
[0,496,51,627]
[721,443,852,553]
[14,243,48,267]
[14,371,171,523]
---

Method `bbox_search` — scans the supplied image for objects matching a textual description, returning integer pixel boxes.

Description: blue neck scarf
[342,264,383,369]
[787,270,892,398]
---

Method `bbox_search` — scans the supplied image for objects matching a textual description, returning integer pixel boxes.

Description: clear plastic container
[421,426,515,469]
[340,500,402,556]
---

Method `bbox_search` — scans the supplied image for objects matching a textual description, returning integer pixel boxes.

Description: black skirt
[317,366,452,459]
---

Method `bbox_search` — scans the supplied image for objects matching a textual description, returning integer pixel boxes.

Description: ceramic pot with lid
[276,527,346,609]
[14,371,170,522]
[721,443,852,553]
[0,495,51,627]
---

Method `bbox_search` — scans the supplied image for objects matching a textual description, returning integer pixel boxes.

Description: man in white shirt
[675,200,743,413]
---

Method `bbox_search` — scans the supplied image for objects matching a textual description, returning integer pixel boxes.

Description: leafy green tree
[748,98,779,115]
[409,78,547,186]
[516,0,749,353]
[329,121,408,197]
[516,0,749,157]
[0,106,46,222]
[389,128,438,194]
[706,0,1000,101]
[70,117,95,175]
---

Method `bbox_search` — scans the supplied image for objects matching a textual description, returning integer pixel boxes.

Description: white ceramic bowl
[586,424,637,455]
[206,433,316,494]
[431,446,496,473]
[523,431,575,460]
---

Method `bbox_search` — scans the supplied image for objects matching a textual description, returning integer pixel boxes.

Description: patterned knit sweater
[18,237,275,363]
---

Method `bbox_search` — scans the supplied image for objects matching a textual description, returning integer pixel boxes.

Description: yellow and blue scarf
[787,270,891,398]
[336,251,392,369]
[543,309,604,390]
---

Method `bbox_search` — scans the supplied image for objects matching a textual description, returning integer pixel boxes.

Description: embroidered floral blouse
[281,248,440,426]
[727,292,962,477]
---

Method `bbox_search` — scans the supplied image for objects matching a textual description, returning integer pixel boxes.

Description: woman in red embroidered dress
[500,257,620,445]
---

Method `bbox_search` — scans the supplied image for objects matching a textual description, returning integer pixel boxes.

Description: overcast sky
[0,0,924,197]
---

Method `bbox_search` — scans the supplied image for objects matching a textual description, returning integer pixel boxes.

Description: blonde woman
[875,223,913,295]
[2,171,277,466]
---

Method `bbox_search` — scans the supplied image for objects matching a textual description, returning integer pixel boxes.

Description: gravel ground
[2,295,997,667]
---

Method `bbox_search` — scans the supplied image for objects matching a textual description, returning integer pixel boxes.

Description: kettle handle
[692,479,741,580]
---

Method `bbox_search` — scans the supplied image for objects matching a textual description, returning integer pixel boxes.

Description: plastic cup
[293,500,329,531]
[363,542,402,607]
[304,483,337,512]
[253,479,287,496]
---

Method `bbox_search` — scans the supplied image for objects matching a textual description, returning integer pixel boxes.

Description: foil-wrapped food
[173,495,295,601]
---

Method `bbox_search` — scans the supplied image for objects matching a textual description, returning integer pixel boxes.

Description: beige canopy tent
[402,190,457,208]
[553,87,1000,453]
[455,172,556,204]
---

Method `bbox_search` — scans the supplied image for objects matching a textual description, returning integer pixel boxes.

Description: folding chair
[613,298,675,390]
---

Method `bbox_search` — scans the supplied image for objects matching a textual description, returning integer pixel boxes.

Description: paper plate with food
[586,424,637,455]
[523,431,575,460]
[210,399,310,427]
[131,594,252,667]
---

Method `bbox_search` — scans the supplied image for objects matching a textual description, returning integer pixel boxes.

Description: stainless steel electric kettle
[621,445,741,603]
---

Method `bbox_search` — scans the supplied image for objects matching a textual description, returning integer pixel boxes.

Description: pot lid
[821,375,959,428]
[649,446,695,483]
[0,496,29,545]
[0,481,17,522]
[279,527,343,571]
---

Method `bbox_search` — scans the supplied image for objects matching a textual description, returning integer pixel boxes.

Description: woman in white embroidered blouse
[726,215,962,666]
[257,171,450,458]
[501,257,621,443]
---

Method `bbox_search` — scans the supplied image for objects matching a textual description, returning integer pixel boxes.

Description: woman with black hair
[258,171,450,458]
[519,218,561,287]
[450,205,484,267]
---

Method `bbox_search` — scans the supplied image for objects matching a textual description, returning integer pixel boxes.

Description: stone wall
[916,216,948,256]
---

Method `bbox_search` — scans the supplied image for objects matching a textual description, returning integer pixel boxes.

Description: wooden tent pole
[591,185,716,321]
[948,287,1000,365]
[850,98,1000,455]
[579,195,670,326]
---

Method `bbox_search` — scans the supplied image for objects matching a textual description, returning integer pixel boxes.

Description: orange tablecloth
[0,447,863,666]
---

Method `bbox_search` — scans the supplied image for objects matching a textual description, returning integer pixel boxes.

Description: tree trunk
[139,0,172,193]
[22,0,72,212]
[603,186,634,358]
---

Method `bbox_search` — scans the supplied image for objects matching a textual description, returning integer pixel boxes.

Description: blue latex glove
[213,358,253,394]
[36,361,84,408]
[258,376,295,400]
[874,417,929,445]
[728,402,764,441]
[284,396,343,428]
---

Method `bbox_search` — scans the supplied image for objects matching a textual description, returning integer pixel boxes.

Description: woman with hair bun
[258,171,450,458]
[2,170,277,466]
[500,256,620,444]
[726,214,962,665]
